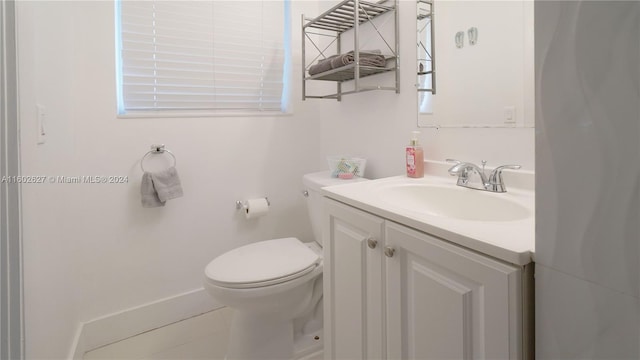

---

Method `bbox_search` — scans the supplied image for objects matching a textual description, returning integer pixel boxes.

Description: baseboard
[68,287,222,360]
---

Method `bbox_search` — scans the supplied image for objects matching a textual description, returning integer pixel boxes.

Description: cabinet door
[385,222,522,360]
[323,199,385,360]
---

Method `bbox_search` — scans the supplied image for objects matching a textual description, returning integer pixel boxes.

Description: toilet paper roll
[245,198,269,219]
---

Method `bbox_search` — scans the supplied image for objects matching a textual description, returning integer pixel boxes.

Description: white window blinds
[117,1,289,114]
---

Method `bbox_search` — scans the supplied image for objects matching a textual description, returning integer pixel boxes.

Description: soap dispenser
[406,131,424,178]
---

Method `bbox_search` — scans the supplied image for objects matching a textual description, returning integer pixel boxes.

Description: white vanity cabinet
[323,198,532,360]
[323,197,386,359]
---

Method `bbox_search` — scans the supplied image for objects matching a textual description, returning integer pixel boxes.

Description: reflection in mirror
[417,0,534,128]
[417,0,435,115]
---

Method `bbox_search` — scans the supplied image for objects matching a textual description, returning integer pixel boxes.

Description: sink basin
[377,183,531,222]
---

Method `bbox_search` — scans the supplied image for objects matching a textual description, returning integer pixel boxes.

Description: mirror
[416,0,534,128]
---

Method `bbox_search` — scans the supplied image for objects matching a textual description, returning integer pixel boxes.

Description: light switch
[37,105,46,144]
[503,106,516,124]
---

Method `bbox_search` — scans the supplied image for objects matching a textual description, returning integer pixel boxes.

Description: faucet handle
[492,164,521,173]
[445,159,464,176]
[487,164,521,192]
[489,164,521,179]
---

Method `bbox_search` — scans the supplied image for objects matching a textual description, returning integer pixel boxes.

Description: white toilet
[203,171,367,360]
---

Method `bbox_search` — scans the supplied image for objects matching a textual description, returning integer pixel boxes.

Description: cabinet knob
[384,247,395,258]
[367,238,378,249]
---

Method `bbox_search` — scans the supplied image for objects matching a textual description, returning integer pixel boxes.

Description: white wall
[315,0,535,177]
[17,0,535,358]
[17,1,323,358]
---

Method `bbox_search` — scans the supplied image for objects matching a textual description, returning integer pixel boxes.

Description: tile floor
[83,307,323,360]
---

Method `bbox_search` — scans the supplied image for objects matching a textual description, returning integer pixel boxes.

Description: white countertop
[321,164,535,266]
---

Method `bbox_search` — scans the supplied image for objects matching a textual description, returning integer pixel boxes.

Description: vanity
[321,161,534,359]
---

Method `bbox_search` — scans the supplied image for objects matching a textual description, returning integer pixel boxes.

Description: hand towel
[141,172,165,208]
[308,50,385,76]
[308,54,339,75]
[330,50,386,68]
[150,166,184,202]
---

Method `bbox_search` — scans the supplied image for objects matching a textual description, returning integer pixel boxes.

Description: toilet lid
[205,238,320,288]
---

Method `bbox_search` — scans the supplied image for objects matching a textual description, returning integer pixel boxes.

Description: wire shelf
[304,0,395,34]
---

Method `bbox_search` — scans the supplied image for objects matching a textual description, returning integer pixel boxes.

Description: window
[116,0,290,115]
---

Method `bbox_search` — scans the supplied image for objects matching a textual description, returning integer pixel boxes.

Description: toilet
[203,171,367,360]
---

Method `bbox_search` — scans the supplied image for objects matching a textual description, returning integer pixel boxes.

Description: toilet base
[226,311,294,360]
[294,327,323,360]
[224,302,323,360]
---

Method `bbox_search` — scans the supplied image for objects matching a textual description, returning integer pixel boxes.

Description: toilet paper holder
[236,197,270,211]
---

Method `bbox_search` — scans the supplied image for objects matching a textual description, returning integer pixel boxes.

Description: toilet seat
[205,237,320,289]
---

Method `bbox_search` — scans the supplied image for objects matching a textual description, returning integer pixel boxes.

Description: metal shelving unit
[302,0,399,101]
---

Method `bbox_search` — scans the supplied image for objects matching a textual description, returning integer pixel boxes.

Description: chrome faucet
[446,159,521,193]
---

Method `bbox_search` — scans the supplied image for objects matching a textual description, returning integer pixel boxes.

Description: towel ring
[140,144,177,172]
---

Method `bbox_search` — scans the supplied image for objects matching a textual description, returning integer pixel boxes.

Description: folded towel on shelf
[308,54,339,75]
[140,166,184,207]
[308,50,386,76]
[141,172,165,208]
[330,51,386,68]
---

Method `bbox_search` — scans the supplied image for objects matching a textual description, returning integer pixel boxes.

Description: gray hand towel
[330,50,386,68]
[308,54,339,75]
[150,166,184,202]
[308,50,384,75]
[141,172,165,208]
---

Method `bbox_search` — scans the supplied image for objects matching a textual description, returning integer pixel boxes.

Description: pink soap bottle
[406,131,424,178]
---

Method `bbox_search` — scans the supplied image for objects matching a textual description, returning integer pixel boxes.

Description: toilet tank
[302,171,368,246]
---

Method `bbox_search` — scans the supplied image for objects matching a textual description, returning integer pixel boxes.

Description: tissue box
[327,156,367,178]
